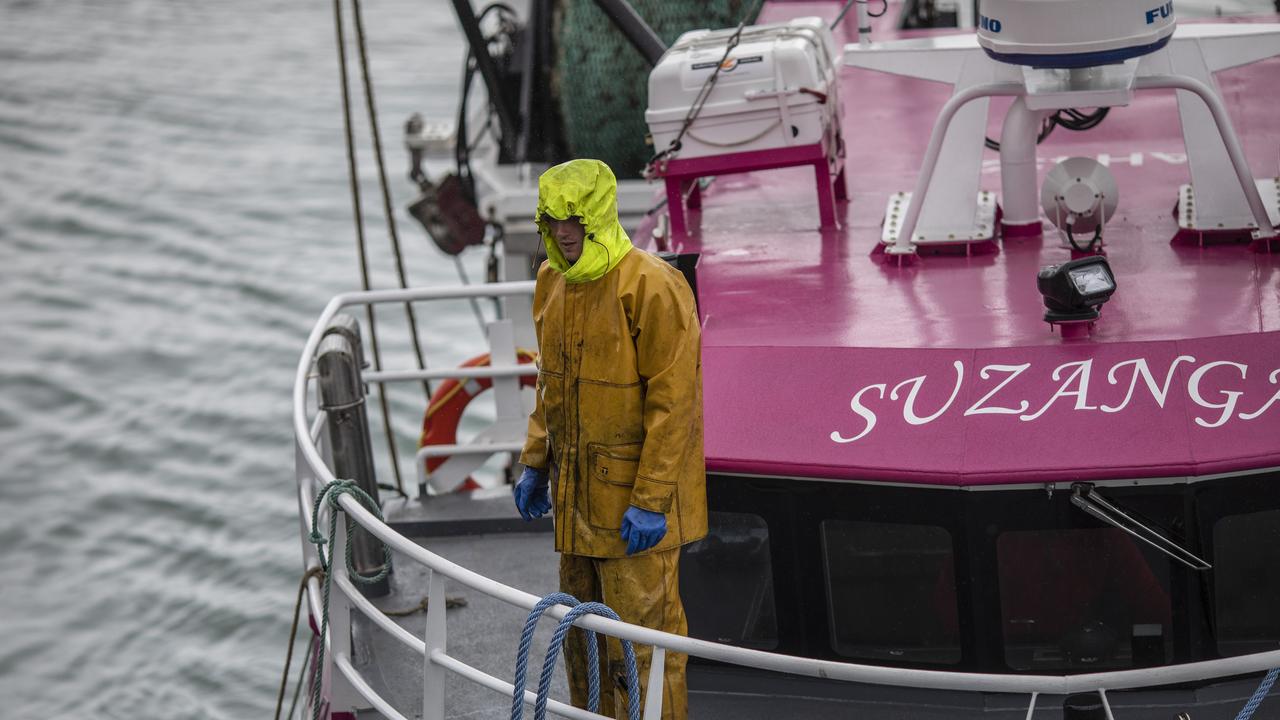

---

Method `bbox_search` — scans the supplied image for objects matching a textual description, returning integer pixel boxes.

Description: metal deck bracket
[848,35,1008,257]
[1177,178,1280,239]
[881,190,997,250]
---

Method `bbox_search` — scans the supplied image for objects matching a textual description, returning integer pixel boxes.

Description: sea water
[0,0,470,716]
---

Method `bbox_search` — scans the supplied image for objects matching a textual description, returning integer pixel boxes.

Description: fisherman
[514,158,707,720]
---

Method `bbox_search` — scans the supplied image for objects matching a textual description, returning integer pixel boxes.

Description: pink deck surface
[650,3,1280,485]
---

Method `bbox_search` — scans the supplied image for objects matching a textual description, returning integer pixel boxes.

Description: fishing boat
[286,0,1280,718]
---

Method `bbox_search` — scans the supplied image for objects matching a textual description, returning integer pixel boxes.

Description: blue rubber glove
[620,506,667,555]
[513,466,551,521]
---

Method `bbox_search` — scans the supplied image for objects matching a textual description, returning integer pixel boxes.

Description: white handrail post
[329,518,368,713]
[1023,691,1039,720]
[488,318,527,457]
[642,646,666,720]
[423,568,448,720]
[295,433,322,574]
[1098,688,1116,720]
[489,319,522,422]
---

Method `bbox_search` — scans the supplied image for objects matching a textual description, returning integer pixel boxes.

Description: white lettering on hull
[1186,361,1248,429]
[831,384,887,444]
[964,364,1030,416]
[1101,356,1194,412]
[831,355,1280,443]
[1020,359,1097,421]
[892,361,966,425]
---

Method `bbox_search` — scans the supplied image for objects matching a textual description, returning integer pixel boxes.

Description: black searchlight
[1037,256,1116,323]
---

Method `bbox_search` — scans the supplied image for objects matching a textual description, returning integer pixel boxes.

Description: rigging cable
[350,0,434,401]
[985,107,1109,151]
[284,633,312,719]
[451,4,522,335]
[274,566,325,720]
[456,51,479,200]
[1065,221,1103,254]
[455,3,517,202]
[332,0,406,496]
[831,0,889,29]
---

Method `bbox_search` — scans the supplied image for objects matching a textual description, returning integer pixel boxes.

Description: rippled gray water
[0,0,470,716]
[1,0,1275,717]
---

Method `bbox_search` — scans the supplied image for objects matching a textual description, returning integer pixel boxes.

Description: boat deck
[352,518,567,719]
[642,7,1280,486]
[673,9,1280,351]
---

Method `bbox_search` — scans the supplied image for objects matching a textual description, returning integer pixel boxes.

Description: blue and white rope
[511,593,588,720]
[1234,668,1279,720]
[535,602,640,720]
[510,593,641,720]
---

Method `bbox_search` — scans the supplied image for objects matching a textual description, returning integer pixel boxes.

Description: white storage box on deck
[645,16,841,162]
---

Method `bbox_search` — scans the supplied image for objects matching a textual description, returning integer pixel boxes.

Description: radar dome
[977,0,1176,68]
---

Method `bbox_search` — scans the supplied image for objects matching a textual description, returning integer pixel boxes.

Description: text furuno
[830,356,1280,444]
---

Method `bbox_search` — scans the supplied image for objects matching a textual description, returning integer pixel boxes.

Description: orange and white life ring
[418,350,538,491]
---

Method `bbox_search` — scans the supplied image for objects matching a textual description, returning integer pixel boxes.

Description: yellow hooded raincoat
[521,159,708,559]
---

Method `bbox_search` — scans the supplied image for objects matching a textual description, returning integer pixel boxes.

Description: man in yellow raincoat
[514,158,707,720]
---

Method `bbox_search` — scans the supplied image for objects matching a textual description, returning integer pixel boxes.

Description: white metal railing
[293,282,539,496]
[294,285,1280,720]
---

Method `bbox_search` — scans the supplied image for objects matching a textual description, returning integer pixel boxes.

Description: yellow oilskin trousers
[521,159,706,720]
[560,550,688,720]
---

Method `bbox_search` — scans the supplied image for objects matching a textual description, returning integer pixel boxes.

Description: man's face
[547,216,586,264]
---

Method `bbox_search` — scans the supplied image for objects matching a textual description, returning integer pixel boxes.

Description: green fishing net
[553,0,760,178]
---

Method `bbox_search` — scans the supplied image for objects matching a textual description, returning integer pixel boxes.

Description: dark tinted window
[681,511,777,649]
[1214,509,1280,656]
[821,520,960,664]
[997,528,1172,670]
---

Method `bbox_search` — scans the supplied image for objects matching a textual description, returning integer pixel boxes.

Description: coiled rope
[511,593,641,720]
[1235,668,1280,720]
[306,479,393,720]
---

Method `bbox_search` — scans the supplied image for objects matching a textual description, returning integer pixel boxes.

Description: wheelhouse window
[1213,509,1280,656]
[821,520,961,664]
[997,528,1172,670]
[681,511,778,649]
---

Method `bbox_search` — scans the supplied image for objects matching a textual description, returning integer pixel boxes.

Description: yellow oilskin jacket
[521,159,708,558]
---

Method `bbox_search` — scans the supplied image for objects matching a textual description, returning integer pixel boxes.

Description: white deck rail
[294,285,1280,720]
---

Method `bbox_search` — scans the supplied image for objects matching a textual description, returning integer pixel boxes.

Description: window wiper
[1070,483,1212,571]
